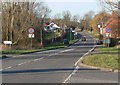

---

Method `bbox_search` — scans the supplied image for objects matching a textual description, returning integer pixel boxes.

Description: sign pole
[105,28,111,47]
[108,33,109,48]
[31,36,32,50]
[28,27,35,50]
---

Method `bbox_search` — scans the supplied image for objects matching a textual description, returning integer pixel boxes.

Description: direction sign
[106,28,111,33]
[28,28,35,34]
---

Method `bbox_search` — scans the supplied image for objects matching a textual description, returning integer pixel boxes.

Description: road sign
[105,38,110,44]
[4,41,12,45]
[97,24,101,28]
[106,33,111,37]
[100,28,103,34]
[28,34,34,38]
[28,28,35,34]
[106,28,111,33]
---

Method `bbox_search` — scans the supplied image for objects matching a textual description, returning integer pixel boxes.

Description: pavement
[1,32,119,84]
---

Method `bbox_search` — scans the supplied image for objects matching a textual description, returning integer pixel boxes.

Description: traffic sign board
[106,28,111,33]
[28,34,34,38]
[97,25,101,28]
[105,38,110,44]
[4,41,12,45]
[106,33,111,37]
[28,28,35,34]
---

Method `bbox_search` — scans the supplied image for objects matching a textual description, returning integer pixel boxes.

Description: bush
[99,34,103,40]
[109,38,118,47]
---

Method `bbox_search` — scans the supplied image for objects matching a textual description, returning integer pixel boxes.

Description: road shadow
[1,68,99,74]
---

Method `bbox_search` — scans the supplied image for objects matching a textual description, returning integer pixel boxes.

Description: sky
[42,0,103,18]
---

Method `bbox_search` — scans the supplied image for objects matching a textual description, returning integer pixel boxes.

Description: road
[2,32,118,83]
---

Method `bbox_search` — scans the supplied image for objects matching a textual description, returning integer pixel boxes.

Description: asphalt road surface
[2,32,118,83]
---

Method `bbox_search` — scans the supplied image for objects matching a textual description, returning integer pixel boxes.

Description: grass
[1,39,79,55]
[69,39,79,44]
[44,43,67,50]
[82,54,119,70]
[98,47,119,52]
[82,46,119,70]
[2,49,46,55]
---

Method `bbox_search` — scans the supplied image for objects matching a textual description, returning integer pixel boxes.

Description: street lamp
[40,18,45,46]
[70,28,72,41]
[54,30,57,43]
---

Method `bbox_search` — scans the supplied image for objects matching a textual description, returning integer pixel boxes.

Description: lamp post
[70,28,72,41]
[40,16,45,46]
[40,29,43,46]
[54,30,57,43]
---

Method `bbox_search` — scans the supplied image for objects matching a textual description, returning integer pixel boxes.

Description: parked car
[96,40,103,45]
[63,39,69,44]
[81,37,86,41]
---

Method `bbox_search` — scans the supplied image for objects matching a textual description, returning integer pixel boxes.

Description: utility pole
[40,17,45,46]
[40,30,43,46]
[70,28,72,41]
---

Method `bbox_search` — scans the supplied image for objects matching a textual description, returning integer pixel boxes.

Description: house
[103,11,120,39]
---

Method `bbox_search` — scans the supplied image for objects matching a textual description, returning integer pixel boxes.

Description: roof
[103,11,120,38]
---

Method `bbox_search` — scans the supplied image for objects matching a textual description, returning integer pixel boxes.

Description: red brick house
[103,11,120,38]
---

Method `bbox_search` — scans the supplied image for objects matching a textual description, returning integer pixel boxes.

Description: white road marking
[36,49,60,53]
[17,63,24,66]
[63,66,79,83]
[63,32,96,83]
[3,66,12,70]
[60,49,74,53]
[2,48,74,71]
[33,59,39,61]
[2,57,44,70]
[2,49,61,70]
[49,53,59,56]
[33,57,43,61]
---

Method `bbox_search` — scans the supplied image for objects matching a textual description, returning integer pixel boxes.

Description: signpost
[28,28,35,34]
[4,41,12,45]
[28,28,35,49]
[97,24,103,34]
[105,28,111,48]
[4,41,12,48]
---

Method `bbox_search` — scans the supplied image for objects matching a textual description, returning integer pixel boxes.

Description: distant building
[103,11,120,38]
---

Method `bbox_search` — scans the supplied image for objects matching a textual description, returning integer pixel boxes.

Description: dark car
[63,39,69,44]
[81,37,86,41]
[96,40,103,45]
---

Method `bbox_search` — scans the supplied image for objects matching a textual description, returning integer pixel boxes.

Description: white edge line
[63,33,96,83]
[2,57,44,70]
[63,66,79,83]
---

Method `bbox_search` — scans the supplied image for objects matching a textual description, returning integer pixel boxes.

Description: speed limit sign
[28,28,35,34]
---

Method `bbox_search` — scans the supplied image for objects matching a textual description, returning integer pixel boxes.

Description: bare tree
[72,14,80,22]
[99,0,120,16]
[82,11,95,30]
[62,10,71,27]
[2,1,51,49]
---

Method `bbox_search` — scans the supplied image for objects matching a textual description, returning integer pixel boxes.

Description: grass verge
[98,47,119,52]
[1,39,79,55]
[82,47,119,70]
[82,54,119,70]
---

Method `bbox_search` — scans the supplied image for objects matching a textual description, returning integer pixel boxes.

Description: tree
[71,14,80,28]
[53,13,62,27]
[99,0,120,39]
[62,10,71,27]
[99,0,120,16]
[80,11,95,30]
[2,1,51,49]
[90,11,111,34]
